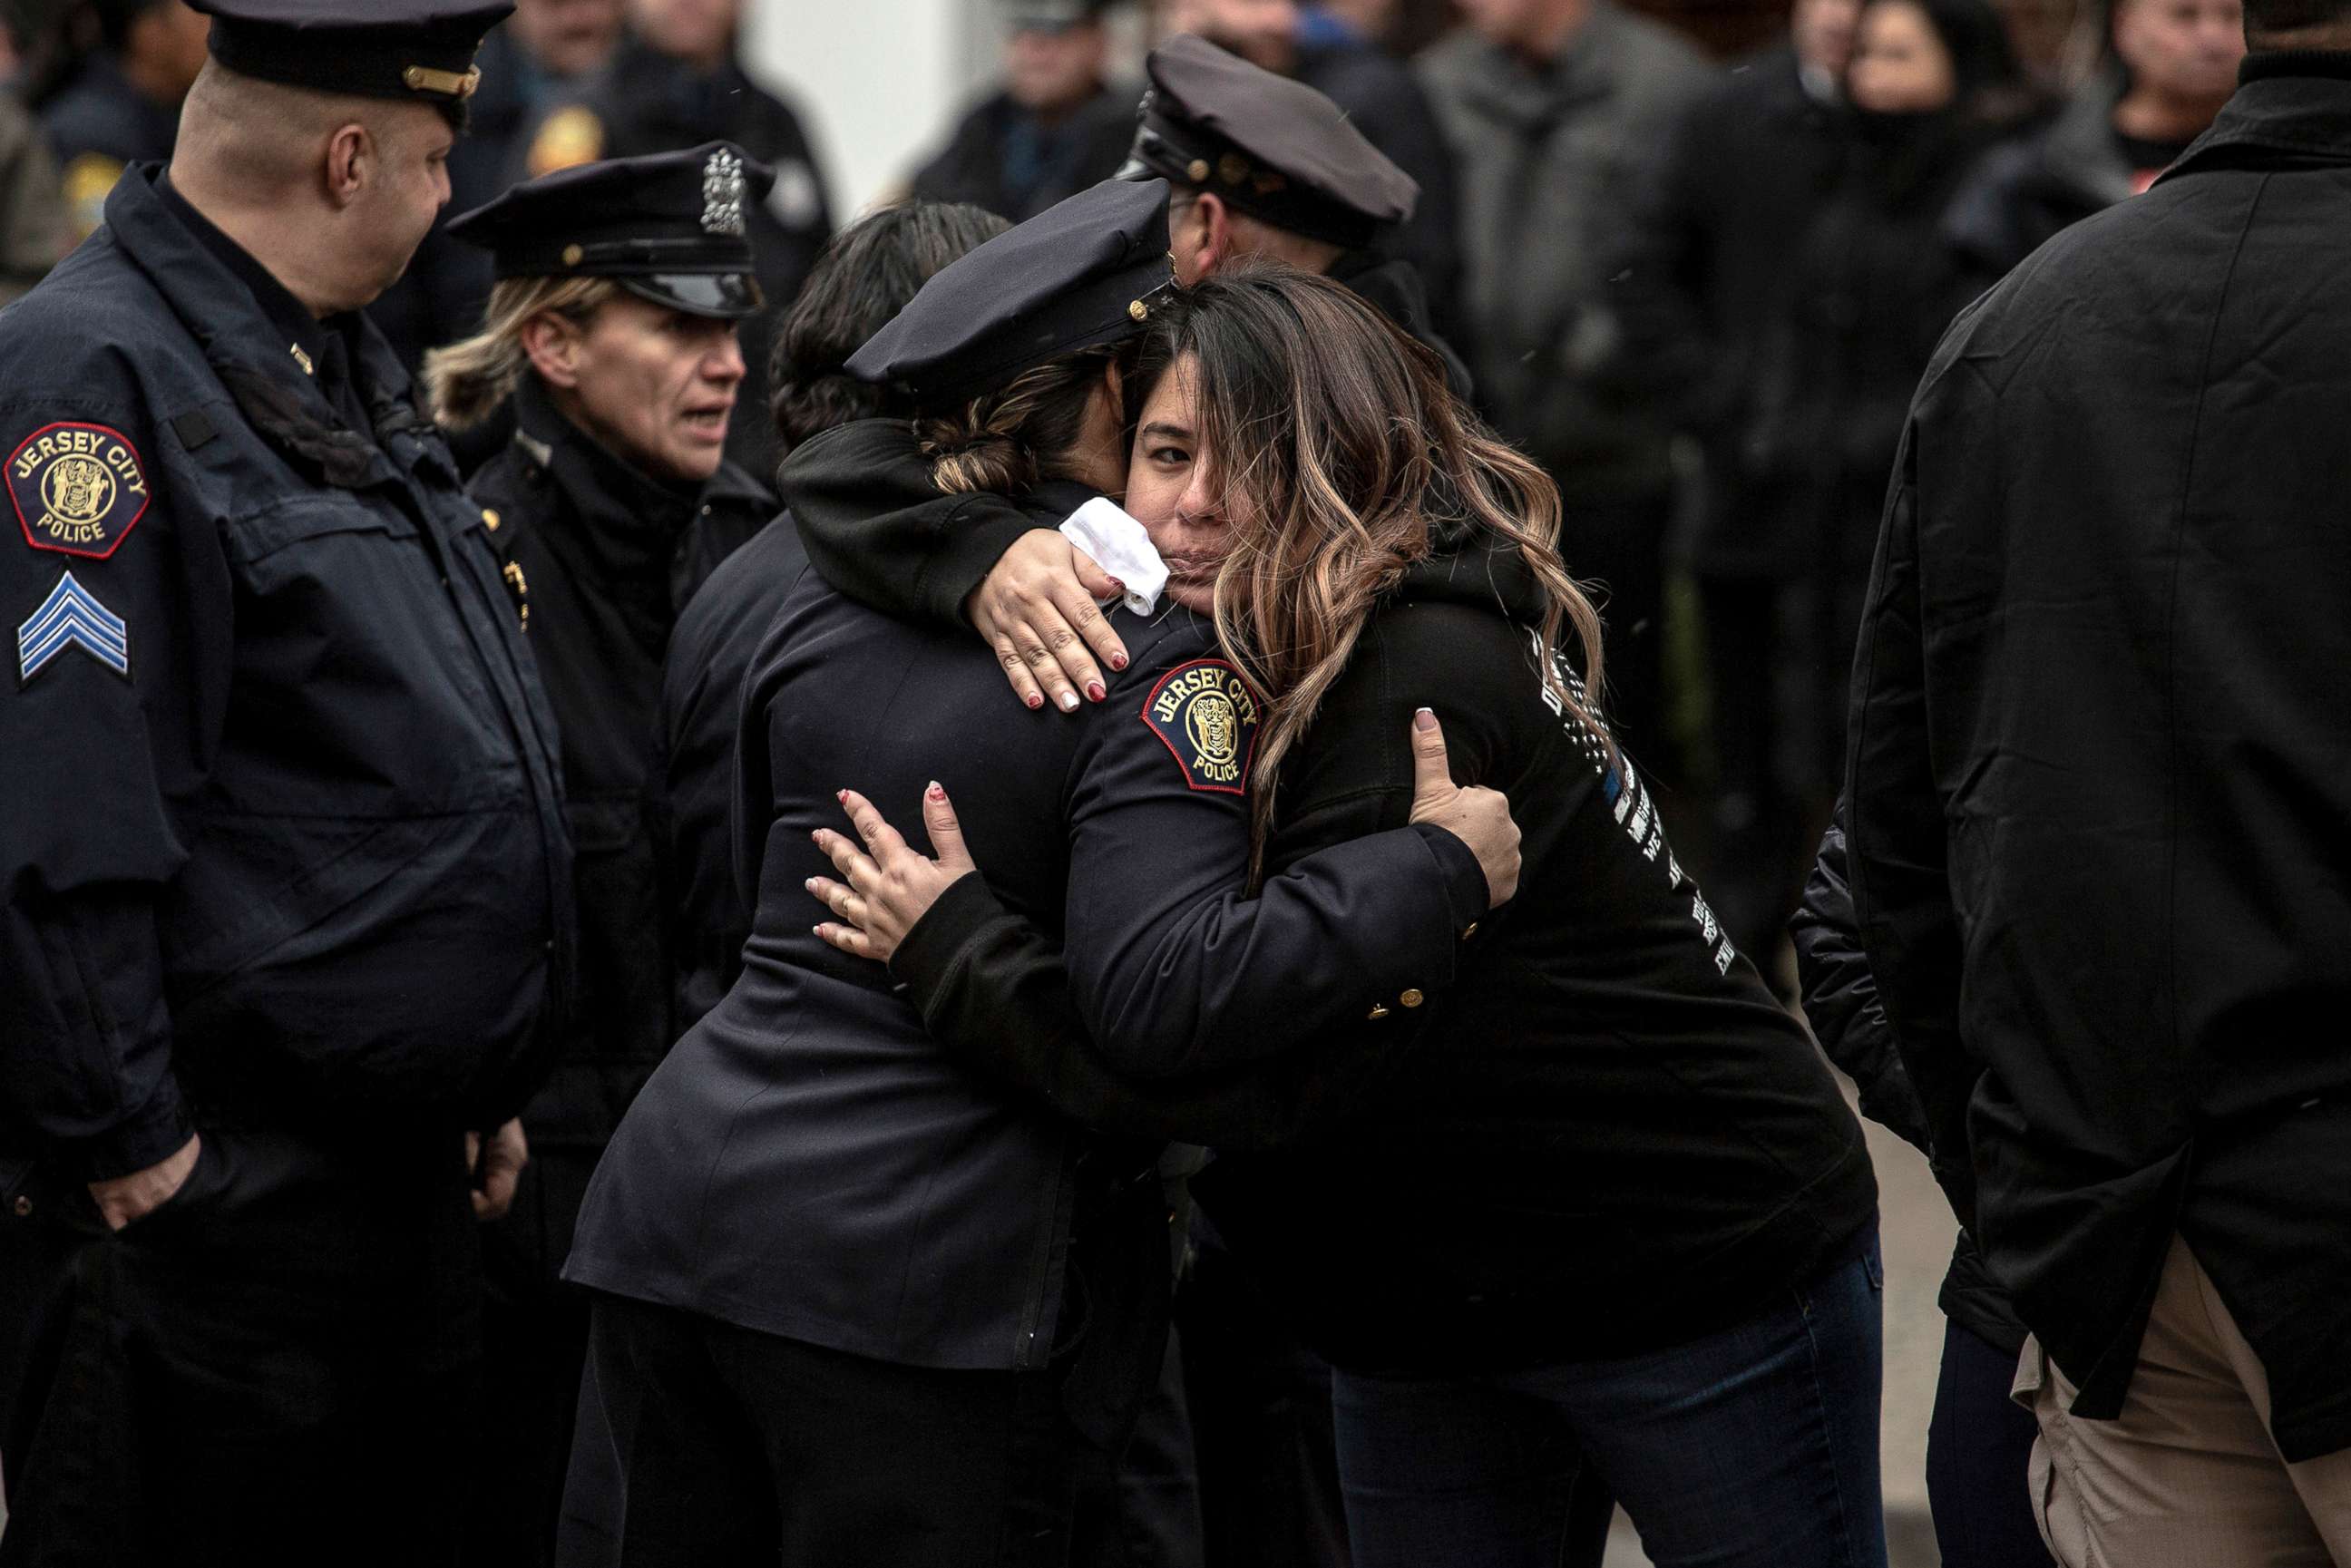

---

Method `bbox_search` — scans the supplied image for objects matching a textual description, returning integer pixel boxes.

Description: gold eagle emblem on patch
[1140,658,1261,794]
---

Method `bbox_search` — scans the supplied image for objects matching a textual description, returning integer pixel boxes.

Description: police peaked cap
[846,177,1177,406]
[1118,34,1419,251]
[189,0,512,106]
[445,143,776,321]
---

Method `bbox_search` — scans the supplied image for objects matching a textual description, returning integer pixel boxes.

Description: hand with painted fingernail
[806,782,978,964]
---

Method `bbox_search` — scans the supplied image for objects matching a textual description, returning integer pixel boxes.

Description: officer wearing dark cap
[1126,33,1473,396]
[561,176,1491,1564]
[512,0,833,481]
[418,141,776,1566]
[908,0,1138,224]
[0,4,573,1563]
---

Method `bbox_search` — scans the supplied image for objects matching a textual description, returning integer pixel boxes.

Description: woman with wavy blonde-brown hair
[797,264,1888,1568]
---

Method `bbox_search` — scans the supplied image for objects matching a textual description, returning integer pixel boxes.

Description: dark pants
[0,1125,483,1567]
[1927,1320,2054,1568]
[465,1145,603,1568]
[573,1291,1123,1568]
[1177,1229,1352,1568]
[1329,1235,1887,1568]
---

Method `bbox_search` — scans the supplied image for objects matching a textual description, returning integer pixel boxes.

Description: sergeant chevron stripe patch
[17,570,129,687]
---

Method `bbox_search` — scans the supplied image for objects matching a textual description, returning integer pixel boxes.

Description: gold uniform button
[1367,1003,1391,1020]
[1461,922,1479,940]
[1186,158,1211,182]
[1128,299,1149,322]
[562,244,585,268]
[1400,989,1425,1009]
[481,507,502,533]
[11,1195,30,1218]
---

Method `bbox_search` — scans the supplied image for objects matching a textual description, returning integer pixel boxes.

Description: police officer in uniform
[0,3,571,1563]
[516,0,833,478]
[417,141,776,1563]
[909,0,1138,224]
[1121,34,1472,397]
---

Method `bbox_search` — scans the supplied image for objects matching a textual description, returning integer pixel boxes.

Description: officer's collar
[154,173,336,392]
[2160,60,2351,183]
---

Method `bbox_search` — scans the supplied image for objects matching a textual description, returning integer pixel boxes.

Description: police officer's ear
[1172,191,1231,284]
[322,121,377,209]
[518,309,590,390]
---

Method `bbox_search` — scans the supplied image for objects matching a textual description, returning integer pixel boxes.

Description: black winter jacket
[1846,56,2351,1460]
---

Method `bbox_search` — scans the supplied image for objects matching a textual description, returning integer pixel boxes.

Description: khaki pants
[2015,1234,2351,1567]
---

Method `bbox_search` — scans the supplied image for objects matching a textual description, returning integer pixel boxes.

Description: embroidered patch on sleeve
[10,424,151,560]
[1140,659,1261,794]
[17,571,129,687]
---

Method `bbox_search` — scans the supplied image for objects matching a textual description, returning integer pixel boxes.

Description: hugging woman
[789,266,1888,1568]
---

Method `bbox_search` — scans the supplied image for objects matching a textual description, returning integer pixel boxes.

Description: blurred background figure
[1606,0,1858,967]
[910,0,1136,222]
[1418,0,1712,774]
[1946,0,2241,276]
[519,0,834,477]
[0,10,63,300]
[1159,0,1464,347]
[371,0,626,390]
[32,0,202,242]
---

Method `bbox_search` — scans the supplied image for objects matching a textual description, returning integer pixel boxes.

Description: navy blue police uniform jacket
[566,453,1488,1440]
[0,168,574,1198]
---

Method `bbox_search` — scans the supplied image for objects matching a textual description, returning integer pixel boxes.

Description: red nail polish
[1026,693,1044,710]
[927,783,947,802]
[1086,681,1107,703]
[1110,653,1128,671]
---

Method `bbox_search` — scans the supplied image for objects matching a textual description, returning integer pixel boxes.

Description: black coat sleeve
[1791,803,1934,1156]
[889,872,1445,1149]
[0,386,209,1181]
[1844,418,1979,1226]
[779,420,1041,628]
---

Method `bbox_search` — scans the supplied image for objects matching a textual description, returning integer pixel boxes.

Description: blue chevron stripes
[16,570,129,687]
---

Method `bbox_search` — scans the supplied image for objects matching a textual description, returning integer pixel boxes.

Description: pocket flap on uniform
[224,495,419,563]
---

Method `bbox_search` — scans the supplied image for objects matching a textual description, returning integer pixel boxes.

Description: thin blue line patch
[17,570,129,687]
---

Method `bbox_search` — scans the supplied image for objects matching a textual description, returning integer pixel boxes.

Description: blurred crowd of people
[0,0,2249,970]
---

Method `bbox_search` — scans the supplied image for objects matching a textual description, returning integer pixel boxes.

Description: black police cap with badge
[847,176,1176,406]
[444,143,776,321]
[1119,34,1419,253]
[186,0,512,114]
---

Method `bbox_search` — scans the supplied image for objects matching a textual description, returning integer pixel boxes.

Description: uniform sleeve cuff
[888,872,1013,1013]
[1408,820,1492,939]
[74,1087,194,1183]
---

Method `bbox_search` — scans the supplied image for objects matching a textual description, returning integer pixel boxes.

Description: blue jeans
[1330,1232,1887,1568]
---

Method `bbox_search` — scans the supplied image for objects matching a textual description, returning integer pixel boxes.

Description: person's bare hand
[1405,708,1521,908]
[87,1133,200,1232]
[964,529,1128,715]
[807,784,977,964]
[465,1119,528,1222]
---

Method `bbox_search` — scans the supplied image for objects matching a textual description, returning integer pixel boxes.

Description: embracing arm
[808,713,1513,1138]
[778,418,1129,714]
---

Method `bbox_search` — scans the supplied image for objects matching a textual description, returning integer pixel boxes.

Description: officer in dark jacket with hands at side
[420,141,776,1565]
[1846,9,2351,1556]
[0,5,572,1563]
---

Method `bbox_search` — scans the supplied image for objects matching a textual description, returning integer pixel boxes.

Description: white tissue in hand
[1058,496,1167,618]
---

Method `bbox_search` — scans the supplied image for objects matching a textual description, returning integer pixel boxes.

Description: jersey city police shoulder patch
[1141,659,1262,795]
[9,424,151,560]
